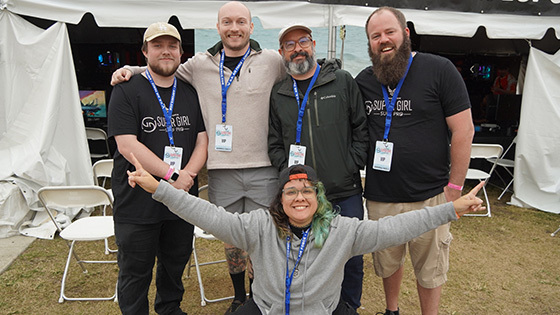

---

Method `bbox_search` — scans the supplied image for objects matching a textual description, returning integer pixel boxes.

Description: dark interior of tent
[22,12,560,156]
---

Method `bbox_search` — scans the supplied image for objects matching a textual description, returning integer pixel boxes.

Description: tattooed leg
[225,243,248,274]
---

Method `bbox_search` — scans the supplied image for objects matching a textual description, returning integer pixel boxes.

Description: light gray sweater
[154,181,458,315]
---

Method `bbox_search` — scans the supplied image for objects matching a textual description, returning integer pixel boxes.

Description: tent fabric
[0,10,94,238]
[510,47,560,214]
[6,0,560,40]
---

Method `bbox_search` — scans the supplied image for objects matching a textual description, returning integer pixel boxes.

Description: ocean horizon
[195,18,370,77]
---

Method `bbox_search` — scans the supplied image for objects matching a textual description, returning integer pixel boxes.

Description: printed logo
[142,117,157,133]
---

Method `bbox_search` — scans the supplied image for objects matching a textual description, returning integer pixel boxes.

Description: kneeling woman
[127,154,484,315]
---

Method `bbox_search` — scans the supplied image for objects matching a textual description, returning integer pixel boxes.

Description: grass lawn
[1,184,559,314]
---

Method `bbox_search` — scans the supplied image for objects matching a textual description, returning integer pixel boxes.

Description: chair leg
[551,225,560,237]
[59,240,77,303]
[59,240,118,302]
[498,179,514,200]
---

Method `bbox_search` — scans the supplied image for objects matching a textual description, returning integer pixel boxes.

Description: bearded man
[268,23,368,312]
[355,7,474,315]
[110,2,286,313]
[108,22,207,314]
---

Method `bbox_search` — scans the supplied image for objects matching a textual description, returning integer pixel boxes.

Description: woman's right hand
[127,152,160,194]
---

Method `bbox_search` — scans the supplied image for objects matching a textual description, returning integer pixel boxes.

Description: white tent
[0,9,93,238]
[510,47,560,214]
[1,1,559,239]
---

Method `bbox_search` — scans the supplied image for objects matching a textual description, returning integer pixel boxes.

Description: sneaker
[376,309,399,315]
[224,299,244,314]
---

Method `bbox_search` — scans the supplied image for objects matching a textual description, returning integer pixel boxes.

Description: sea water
[195,18,370,77]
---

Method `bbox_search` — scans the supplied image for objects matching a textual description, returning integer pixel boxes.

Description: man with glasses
[268,23,368,311]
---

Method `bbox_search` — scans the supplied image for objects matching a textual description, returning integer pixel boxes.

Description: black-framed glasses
[282,186,317,200]
[282,37,312,52]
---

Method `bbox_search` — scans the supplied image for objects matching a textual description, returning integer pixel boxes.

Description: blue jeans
[331,193,364,310]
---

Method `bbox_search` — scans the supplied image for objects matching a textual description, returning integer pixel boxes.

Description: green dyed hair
[269,180,337,248]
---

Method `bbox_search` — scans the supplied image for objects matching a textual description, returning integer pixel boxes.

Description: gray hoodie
[153,181,458,315]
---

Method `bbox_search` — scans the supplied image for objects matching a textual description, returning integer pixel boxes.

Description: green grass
[0,185,559,314]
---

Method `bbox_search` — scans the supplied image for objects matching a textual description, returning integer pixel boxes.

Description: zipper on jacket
[313,91,319,126]
[307,111,317,170]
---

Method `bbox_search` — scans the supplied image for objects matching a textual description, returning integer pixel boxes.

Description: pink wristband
[447,182,463,191]
[163,167,174,181]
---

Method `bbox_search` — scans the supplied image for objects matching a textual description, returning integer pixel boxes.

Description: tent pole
[327,5,336,60]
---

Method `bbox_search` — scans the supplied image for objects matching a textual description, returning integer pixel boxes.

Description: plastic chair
[464,143,503,217]
[37,186,117,303]
[85,127,111,161]
[186,185,233,306]
[92,159,117,253]
[486,136,517,200]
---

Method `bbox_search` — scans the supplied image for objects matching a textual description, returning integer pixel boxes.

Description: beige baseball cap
[143,22,181,43]
[278,23,312,45]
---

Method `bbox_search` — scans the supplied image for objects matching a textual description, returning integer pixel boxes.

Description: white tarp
[510,47,560,214]
[0,10,94,238]
[5,0,560,40]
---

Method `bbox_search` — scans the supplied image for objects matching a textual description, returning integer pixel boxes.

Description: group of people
[108,2,476,315]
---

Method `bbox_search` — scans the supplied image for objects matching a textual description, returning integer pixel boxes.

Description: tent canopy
[5,0,560,40]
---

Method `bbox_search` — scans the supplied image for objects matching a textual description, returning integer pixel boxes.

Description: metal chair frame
[486,136,517,200]
[464,143,503,217]
[92,159,117,254]
[37,185,117,303]
[186,185,234,306]
[85,127,111,160]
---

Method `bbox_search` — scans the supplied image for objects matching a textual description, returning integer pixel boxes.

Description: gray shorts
[207,166,279,214]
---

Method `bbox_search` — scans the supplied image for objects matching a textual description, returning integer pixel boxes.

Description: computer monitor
[79,90,107,118]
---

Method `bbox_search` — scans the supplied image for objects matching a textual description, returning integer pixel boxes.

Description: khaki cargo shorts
[366,192,452,289]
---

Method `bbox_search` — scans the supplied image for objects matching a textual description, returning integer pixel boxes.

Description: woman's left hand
[453,181,486,217]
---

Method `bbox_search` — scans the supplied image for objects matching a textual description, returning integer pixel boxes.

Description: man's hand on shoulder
[111,68,133,86]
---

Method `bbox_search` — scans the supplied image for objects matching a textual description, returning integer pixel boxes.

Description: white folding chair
[464,143,503,217]
[37,186,117,303]
[85,127,111,161]
[186,185,233,306]
[92,159,113,189]
[486,136,517,200]
[92,159,117,253]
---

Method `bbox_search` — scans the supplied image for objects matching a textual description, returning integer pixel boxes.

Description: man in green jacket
[267,23,368,311]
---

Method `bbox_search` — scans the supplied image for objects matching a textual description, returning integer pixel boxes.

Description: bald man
[111,2,286,313]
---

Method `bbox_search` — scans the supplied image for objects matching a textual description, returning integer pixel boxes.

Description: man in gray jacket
[268,23,368,310]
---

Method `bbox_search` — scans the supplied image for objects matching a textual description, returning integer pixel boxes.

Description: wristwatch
[168,171,180,183]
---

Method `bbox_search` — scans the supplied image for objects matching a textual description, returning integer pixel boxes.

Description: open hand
[127,153,159,193]
[453,181,487,217]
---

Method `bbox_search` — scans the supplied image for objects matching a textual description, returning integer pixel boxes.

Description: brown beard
[368,35,412,87]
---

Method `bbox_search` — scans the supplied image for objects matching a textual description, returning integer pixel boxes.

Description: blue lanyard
[219,47,251,123]
[381,53,413,141]
[292,64,321,144]
[145,69,177,146]
[285,227,310,315]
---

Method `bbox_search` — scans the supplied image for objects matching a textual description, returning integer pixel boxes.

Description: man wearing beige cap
[108,21,207,315]
[268,23,368,311]
[111,2,285,313]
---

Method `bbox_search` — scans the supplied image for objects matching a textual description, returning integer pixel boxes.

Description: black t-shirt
[108,74,205,224]
[355,53,470,202]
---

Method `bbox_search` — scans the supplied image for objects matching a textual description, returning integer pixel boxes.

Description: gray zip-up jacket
[153,181,458,315]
